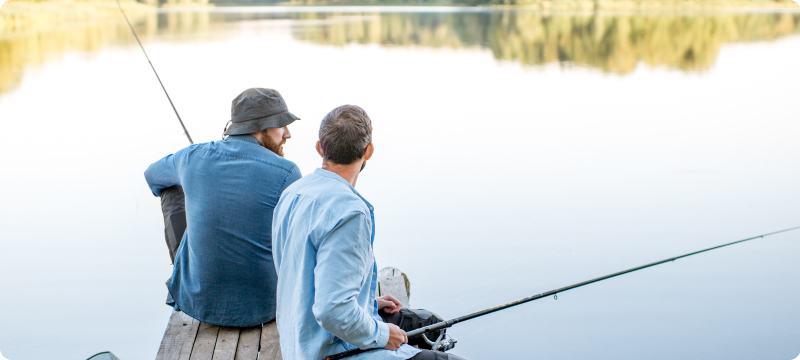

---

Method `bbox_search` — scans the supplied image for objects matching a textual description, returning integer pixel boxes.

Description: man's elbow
[313,304,341,331]
[143,166,165,197]
[314,301,360,337]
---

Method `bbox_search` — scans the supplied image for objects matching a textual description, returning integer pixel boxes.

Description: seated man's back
[145,88,301,327]
[273,168,388,359]
[273,105,422,360]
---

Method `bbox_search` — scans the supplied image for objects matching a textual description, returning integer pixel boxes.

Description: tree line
[2,10,799,96]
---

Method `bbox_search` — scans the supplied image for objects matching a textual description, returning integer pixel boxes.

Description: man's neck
[321,161,362,187]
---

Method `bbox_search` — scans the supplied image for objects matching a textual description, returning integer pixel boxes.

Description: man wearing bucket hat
[145,88,301,328]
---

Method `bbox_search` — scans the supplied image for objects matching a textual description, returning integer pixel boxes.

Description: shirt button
[368,206,374,211]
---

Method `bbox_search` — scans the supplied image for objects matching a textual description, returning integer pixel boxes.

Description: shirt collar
[313,168,351,186]
[313,168,374,211]
[226,134,261,146]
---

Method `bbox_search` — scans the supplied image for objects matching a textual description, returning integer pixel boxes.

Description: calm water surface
[1,7,799,360]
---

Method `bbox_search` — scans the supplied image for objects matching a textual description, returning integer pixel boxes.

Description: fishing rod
[324,225,800,360]
[115,0,194,144]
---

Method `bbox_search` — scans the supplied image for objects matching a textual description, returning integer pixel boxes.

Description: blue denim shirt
[272,169,420,360]
[144,135,301,327]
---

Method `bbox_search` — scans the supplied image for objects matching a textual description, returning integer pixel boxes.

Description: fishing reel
[420,331,457,352]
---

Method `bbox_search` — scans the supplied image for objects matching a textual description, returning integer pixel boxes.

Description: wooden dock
[155,311,281,360]
[154,266,410,360]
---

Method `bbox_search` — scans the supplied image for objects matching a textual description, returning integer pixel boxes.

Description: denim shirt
[272,169,421,360]
[144,135,301,327]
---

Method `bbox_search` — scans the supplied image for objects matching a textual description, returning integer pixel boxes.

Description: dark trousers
[379,309,466,360]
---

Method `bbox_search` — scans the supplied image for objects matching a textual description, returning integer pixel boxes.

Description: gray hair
[319,105,373,165]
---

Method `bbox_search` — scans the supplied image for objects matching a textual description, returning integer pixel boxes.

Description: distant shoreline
[1,0,799,96]
[1,0,797,31]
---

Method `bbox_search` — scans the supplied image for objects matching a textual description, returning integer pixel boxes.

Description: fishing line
[325,225,800,360]
[115,0,194,145]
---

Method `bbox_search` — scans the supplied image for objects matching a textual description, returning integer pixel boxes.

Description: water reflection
[297,11,800,72]
[0,12,215,95]
[2,6,800,360]
[1,9,799,96]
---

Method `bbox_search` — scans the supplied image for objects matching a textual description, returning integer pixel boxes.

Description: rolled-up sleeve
[312,211,389,350]
[144,150,184,196]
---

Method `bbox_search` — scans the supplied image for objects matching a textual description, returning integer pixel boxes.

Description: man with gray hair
[272,105,464,360]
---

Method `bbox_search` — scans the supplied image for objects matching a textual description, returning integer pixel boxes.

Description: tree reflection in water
[0,12,214,95]
[2,10,799,96]
[295,11,800,73]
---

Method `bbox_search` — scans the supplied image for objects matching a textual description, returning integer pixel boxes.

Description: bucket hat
[223,88,299,136]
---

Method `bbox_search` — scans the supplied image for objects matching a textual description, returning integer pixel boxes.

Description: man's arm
[144,150,184,197]
[312,211,390,350]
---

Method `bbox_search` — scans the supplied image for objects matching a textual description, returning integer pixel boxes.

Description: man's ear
[363,142,374,161]
[315,141,324,158]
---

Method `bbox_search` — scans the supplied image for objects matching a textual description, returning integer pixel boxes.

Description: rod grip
[323,322,450,360]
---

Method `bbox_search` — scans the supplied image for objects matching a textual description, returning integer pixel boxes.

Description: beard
[262,133,285,157]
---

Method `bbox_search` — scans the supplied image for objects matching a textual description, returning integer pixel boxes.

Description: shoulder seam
[323,210,371,237]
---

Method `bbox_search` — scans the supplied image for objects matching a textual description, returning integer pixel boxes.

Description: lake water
[1,6,799,360]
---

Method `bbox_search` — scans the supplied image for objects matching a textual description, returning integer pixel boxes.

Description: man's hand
[376,295,402,314]
[383,323,408,351]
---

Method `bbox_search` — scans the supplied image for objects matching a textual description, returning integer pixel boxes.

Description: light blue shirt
[144,135,301,327]
[272,169,421,360]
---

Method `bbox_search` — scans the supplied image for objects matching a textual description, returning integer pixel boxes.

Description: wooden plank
[177,316,201,360]
[155,311,187,360]
[189,323,221,360]
[259,321,282,360]
[211,327,240,360]
[157,311,200,360]
[233,326,261,360]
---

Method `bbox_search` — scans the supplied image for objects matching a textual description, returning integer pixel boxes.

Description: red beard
[262,134,285,157]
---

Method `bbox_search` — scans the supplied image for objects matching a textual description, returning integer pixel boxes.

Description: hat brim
[224,111,300,136]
